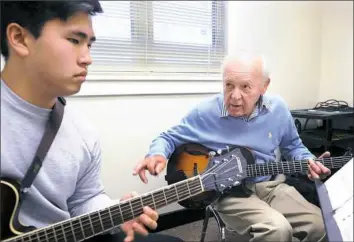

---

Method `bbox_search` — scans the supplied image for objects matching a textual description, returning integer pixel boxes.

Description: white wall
[319,1,353,106]
[227,1,323,109]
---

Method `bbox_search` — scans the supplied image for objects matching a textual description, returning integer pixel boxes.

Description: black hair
[0,0,103,61]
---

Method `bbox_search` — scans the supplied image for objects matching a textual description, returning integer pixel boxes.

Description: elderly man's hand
[120,192,158,242]
[307,151,331,181]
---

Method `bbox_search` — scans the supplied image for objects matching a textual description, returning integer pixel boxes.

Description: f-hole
[193,162,198,176]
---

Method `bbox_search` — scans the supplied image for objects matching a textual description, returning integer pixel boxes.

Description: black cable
[303,99,351,131]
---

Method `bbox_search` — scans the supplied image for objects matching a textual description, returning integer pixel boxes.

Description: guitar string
[173,156,351,192]
[19,181,203,241]
[13,156,351,241]
[206,156,350,177]
[27,184,201,242]
[201,158,349,189]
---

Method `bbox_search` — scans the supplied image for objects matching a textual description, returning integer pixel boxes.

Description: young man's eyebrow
[72,31,96,42]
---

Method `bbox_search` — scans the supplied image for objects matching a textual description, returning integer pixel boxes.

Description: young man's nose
[78,51,92,66]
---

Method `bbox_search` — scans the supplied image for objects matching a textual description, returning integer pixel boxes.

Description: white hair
[221,51,270,82]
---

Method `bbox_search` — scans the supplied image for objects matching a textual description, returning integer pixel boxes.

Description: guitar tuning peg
[209,151,216,158]
[233,181,240,186]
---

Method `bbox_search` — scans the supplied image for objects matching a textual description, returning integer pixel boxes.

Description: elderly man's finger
[133,160,148,175]
[319,151,331,158]
[308,166,319,179]
[308,160,321,174]
[316,162,331,175]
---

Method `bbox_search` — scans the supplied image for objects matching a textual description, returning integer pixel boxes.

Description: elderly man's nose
[231,89,241,99]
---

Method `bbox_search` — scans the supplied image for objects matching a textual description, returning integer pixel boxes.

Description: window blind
[90,1,226,76]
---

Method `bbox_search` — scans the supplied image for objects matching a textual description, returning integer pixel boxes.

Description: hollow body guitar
[1,146,244,242]
[165,143,353,210]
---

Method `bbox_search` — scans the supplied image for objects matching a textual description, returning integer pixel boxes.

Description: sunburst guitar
[165,143,353,210]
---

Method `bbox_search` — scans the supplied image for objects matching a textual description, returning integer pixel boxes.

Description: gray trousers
[214,175,327,242]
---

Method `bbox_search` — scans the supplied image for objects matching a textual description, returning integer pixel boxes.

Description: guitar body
[165,143,255,209]
[0,179,35,241]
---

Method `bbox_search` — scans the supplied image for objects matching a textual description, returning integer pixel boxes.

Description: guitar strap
[19,97,66,199]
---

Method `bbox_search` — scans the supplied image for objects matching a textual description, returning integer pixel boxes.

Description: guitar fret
[46,226,57,242]
[285,162,289,173]
[60,223,67,242]
[61,222,75,242]
[330,157,334,168]
[81,216,94,238]
[176,181,190,201]
[90,212,103,234]
[98,211,105,231]
[174,185,180,201]
[128,200,135,219]
[100,209,113,231]
[121,202,134,222]
[151,193,156,209]
[70,221,77,242]
[142,194,153,211]
[69,219,83,241]
[77,218,86,241]
[267,164,270,176]
[165,186,177,204]
[186,179,192,196]
[162,188,168,204]
[153,190,166,208]
[107,206,115,228]
[37,229,48,241]
[117,203,124,223]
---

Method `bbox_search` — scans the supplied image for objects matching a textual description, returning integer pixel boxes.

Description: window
[90,1,226,77]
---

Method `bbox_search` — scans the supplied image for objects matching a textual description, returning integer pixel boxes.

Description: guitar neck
[246,156,351,178]
[12,176,204,242]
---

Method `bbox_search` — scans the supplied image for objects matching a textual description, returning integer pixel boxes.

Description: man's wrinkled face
[223,59,270,117]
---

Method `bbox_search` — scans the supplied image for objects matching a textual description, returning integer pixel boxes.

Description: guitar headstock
[200,146,248,193]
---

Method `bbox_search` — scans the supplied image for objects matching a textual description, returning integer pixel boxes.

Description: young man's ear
[6,23,32,58]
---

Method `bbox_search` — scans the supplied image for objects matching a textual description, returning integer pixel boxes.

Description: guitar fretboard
[246,156,351,177]
[10,177,203,242]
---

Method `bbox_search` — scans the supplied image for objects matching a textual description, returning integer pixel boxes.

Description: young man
[133,53,332,242]
[0,1,183,242]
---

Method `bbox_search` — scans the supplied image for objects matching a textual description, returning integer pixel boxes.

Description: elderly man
[133,53,331,242]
